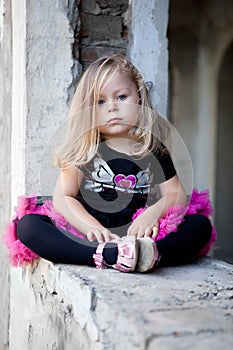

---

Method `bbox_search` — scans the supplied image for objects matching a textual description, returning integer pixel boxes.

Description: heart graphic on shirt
[114,174,137,189]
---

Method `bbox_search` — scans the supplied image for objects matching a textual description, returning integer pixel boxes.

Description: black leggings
[17,214,212,267]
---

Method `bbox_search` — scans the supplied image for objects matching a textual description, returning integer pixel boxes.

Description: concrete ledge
[9,257,233,349]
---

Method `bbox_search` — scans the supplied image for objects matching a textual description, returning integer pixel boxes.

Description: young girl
[4,54,216,272]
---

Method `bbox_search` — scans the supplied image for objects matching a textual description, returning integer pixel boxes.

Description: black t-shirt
[77,142,176,232]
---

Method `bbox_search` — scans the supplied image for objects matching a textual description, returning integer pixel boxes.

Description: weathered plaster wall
[11,0,78,202]
[25,0,79,196]
[0,0,11,348]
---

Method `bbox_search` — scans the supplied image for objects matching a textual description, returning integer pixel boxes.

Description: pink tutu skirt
[3,188,217,267]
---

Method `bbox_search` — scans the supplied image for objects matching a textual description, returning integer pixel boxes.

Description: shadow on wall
[214,42,233,264]
[168,0,233,264]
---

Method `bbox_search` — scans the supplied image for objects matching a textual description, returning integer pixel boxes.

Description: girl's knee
[17,214,38,244]
[193,213,211,227]
[188,214,212,242]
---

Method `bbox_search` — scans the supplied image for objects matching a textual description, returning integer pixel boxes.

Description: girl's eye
[117,94,127,101]
[98,99,105,105]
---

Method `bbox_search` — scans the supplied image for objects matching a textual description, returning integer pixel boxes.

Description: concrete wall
[0,0,12,348]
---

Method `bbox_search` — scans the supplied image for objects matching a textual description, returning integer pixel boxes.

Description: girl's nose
[107,100,118,112]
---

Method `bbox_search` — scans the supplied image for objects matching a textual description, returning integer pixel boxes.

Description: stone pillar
[0,0,12,348]
[9,1,78,348]
[11,0,78,202]
[128,0,169,116]
[11,0,26,203]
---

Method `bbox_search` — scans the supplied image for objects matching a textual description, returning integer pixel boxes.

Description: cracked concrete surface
[9,257,233,349]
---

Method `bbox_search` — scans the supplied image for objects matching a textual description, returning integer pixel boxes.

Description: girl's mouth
[107,118,122,124]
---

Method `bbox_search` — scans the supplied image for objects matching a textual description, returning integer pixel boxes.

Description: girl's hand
[127,209,159,239]
[87,228,120,243]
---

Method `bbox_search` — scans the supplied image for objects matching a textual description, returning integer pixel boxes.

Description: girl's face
[95,72,139,140]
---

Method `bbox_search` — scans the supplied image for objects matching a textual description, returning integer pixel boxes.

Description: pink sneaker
[136,237,160,273]
[93,236,139,273]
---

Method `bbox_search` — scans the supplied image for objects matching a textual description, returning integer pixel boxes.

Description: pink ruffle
[132,188,216,256]
[3,188,216,267]
[3,195,86,267]
[3,218,39,266]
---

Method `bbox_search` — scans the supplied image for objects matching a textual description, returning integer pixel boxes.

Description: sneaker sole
[136,238,156,273]
[131,237,139,271]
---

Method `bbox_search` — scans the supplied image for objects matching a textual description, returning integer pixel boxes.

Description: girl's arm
[53,166,119,242]
[127,175,187,238]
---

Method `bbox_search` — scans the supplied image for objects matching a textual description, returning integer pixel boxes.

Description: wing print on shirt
[85,158,115,192]
[85,158,153,193]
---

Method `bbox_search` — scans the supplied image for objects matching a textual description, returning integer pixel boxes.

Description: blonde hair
[53,54,169,169]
